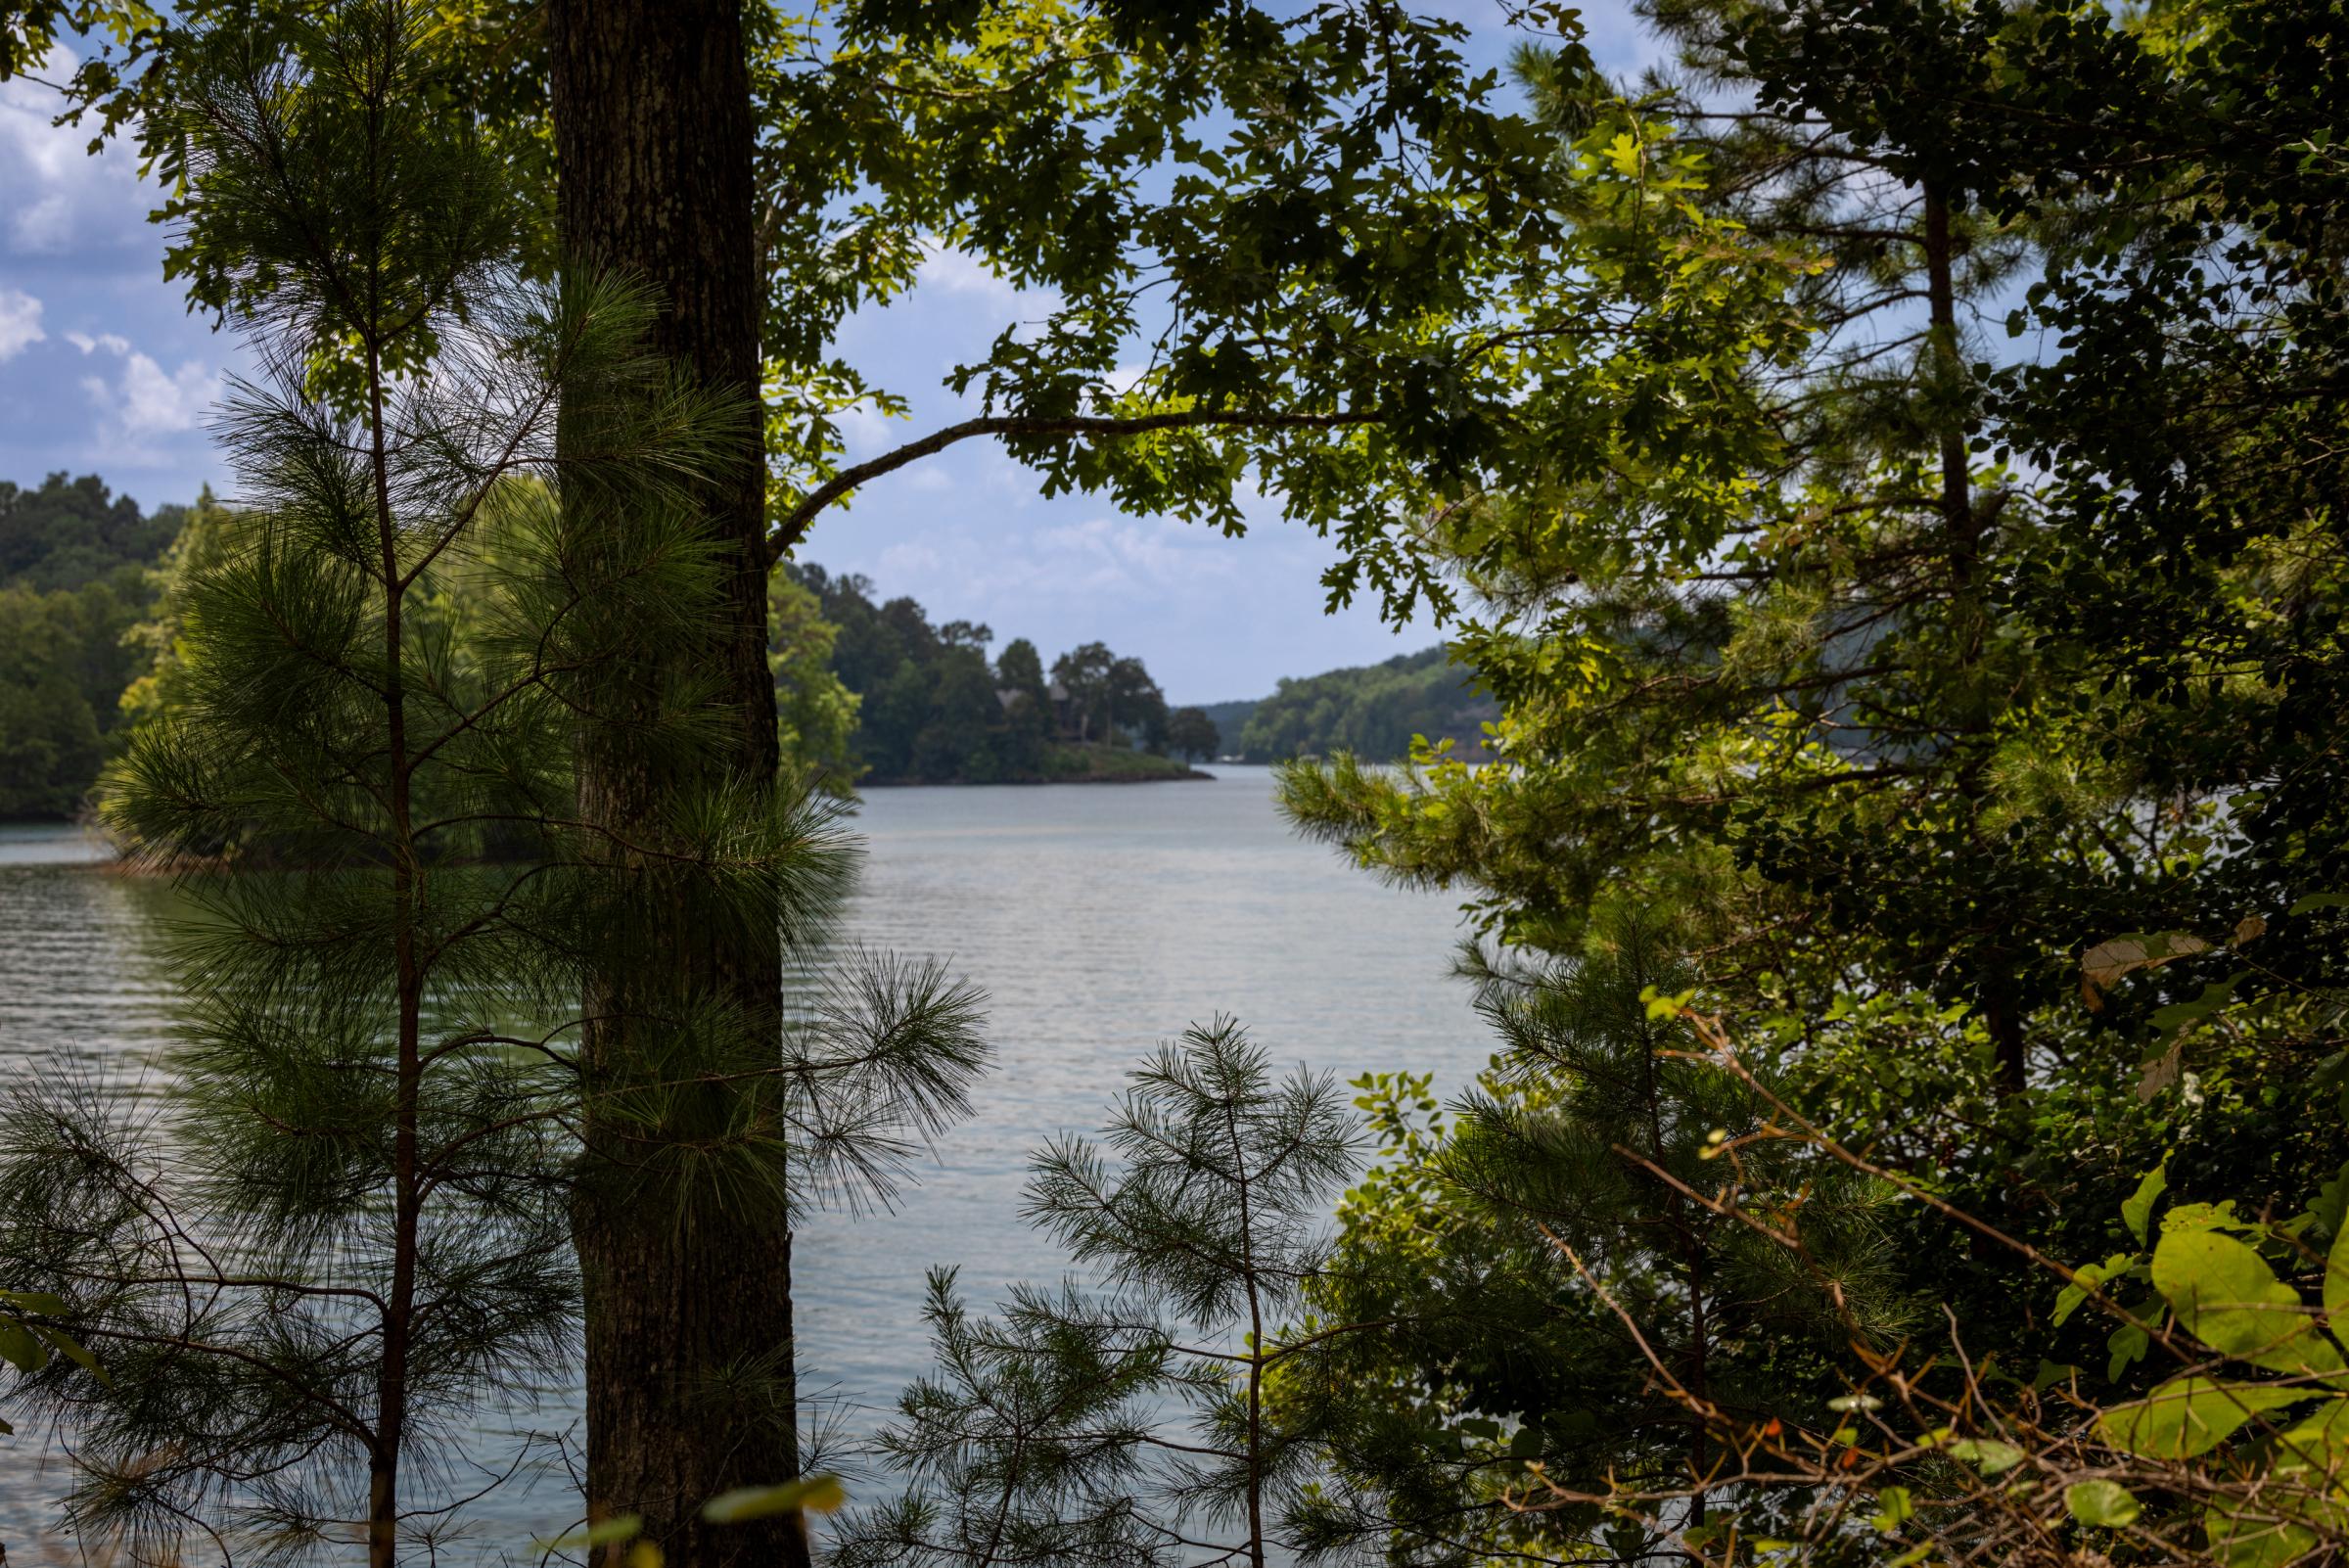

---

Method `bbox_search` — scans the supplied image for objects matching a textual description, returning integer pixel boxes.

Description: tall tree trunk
[546,5,806,1564]
[1922,184,2025,1095]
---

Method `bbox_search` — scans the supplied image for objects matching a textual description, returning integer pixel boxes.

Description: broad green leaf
[2288,894,2349,916]
[2032,1360,2080,1393]
[2067,1479,2142,1528]
[0,1317,48,1373]
[1869,1485,1913,1532]
[2163,1201,2250,1234]
[701,1474,847,1524]
[2098,1376,2315,1458]
[2152,1229,2342,1375]
[0,1291,68,1315]
[2122,1166,2168,1246]
[35,1325,108,1385]
[2310,1162,2349,1239]
[1944,1437,2026,1474]
[2204,1493,2347,1568]
[2273,1396,2349,1471]
[2152,975,2246,1032]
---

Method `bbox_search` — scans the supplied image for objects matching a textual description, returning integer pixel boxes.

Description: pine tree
[1288,919,1909,1563]
[0,7,986,1563]
[840,1021,1363,1568]
[1281,20,2157,1094]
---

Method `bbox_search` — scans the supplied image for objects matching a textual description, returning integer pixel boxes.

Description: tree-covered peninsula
[792,564,1208,786]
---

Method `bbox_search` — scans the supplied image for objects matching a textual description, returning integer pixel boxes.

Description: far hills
[1190,645,1496,763]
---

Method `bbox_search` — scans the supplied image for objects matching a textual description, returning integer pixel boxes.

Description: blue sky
[0,1,1651,703]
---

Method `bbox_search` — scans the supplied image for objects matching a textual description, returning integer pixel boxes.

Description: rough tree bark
[546,4,808,1564]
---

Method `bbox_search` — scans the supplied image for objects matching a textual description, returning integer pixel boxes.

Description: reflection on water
[0,770,1478,1561]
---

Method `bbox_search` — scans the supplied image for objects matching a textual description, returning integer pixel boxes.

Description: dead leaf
[2081,932,2211,1008]
[2137,1036,2186,1103]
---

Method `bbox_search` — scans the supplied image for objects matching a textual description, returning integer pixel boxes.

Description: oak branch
[762,408,1383,565]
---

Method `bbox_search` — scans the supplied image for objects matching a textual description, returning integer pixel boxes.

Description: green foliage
[769,566,861,788]
[0,587,112,818]
[0,1289,103,1435]
[840,1020,1361,1568]
[1234,645,1491,764]
[1285,919,1907,1562]
[0,475,189,817]
[0,6,588,1553]
[110,500,859,806]
[110,489,237,741]
[797,564,1187,783]
[1051,641,1166,754]
[1267,20,2349,1553]
[1278,16,2122,1041]
[1165,706,1220,762]
[0,473,181,591]
[22,0,1787,649]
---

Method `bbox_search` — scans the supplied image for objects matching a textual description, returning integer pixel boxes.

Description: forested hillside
[1228,644,1493,762]
[0,475,188,817]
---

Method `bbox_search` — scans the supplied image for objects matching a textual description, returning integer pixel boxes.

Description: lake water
[0,770,1482,1562]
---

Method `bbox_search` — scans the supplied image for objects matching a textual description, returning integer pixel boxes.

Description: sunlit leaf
[531,1515,643,1550]
[701,1474,847,1524]
[1944,1437,2025,1474]
[2098,1376,2314,1459]
[2066,1480,2141,1528]
[2122,1166,2168,1246]
[2153,1229,2342,1375]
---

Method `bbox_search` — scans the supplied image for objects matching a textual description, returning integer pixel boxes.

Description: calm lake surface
[0,770,1480,1561]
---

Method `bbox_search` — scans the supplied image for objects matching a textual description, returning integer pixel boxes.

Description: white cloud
[0,286,44,361]
[1,46,157,257]
[876,542,943,576]
[842,514,1238,619]
[69,329,221,457]
[13,193,71,253]
[915,239,1063,342]
[835,402,904,459]
[65,329,131,356]
[1034,516,1239,597]
[916,244,1025,304]
[116,351,216,434]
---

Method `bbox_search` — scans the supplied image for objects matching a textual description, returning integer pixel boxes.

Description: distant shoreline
[858,765,1216,788]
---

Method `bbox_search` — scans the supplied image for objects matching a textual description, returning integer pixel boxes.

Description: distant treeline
[0,476,1480,816]
[0,475,192,818]
[1216,645,1494,763]
[793,565,1218,785]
